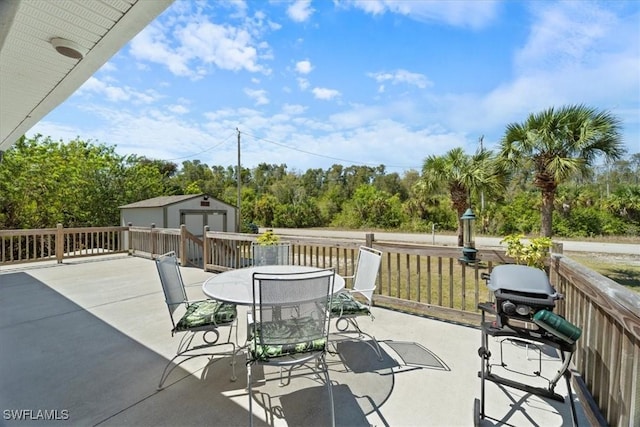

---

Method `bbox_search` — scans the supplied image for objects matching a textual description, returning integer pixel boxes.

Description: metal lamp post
[460,208,477,263]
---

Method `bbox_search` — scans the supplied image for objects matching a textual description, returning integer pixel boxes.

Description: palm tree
[419,147,503,247]
[499,104,624,237]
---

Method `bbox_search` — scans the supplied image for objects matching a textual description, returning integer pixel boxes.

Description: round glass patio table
[202,265,345,305]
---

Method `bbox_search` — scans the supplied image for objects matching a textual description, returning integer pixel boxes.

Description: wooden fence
[2,224,638,424]
[128,224,203,267]
[551,254,640,427]
[0,224,127,265]
[204,229,514,324]
[0,224,202,267]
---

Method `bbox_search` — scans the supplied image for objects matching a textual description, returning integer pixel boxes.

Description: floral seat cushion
[175,300,237,332]
[250,317,326,361]
[330,292,370,316]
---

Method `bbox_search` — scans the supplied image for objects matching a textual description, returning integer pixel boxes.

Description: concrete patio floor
[1,255,589,426]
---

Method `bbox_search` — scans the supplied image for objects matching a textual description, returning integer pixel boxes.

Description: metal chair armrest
[346,286,376,295]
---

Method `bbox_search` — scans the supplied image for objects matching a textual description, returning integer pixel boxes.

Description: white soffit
[0,0,173,151]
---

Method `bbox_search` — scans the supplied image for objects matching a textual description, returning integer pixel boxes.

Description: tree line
[0,105,638,241]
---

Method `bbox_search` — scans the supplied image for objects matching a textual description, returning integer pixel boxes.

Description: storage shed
[119,194,236,236]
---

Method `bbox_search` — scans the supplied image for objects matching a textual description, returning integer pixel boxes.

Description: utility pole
[479,135,485,212]
[236,128,241,233]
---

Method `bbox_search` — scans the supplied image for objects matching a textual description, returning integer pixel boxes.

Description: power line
[162,131,237,161]
[239,129,421,170]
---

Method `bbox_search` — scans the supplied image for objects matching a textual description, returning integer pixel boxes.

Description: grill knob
[501,300,516,314]
[516,305,531,316]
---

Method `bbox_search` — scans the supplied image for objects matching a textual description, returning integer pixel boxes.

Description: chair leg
[321,355,336,427]
[158,352,208,390]
[158,330,237,389]
[158,354,181,390]
[248,361,254,427]
[337,317,383,361]
[229,343,237,382]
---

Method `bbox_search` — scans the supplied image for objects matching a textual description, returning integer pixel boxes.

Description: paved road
[265,228,640,256]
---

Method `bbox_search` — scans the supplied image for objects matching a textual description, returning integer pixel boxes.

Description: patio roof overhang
[0,0,173,152]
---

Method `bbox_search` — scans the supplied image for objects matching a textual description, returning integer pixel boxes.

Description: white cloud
[515,2,616,72]
[31,105,217,162]
[198,105,455,170]
[282,104,307,115]
[129,8,273,79]
[177,21,265,73]
[30,1,639,171]
[312,87,341,100]
[99,62,117,73]
[295,60,313,74]
[368,69,432,89]
[130,24,193,77]
[344,0,500,29]
[77,77,161,104]
[218,0,249,19]
[327,100,423,129]
[168,104,189,114]
[287,0,314,22]
[244,88,270,105]
[297,77,310,91]
[409,1,640,150]
[31,100,461,172]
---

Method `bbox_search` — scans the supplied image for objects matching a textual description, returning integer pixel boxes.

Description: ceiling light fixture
[50,37,85,60]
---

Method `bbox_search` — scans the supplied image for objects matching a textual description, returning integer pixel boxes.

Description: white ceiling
[0,0,173,152]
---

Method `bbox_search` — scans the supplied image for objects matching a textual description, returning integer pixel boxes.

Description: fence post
[180,224,187,266]
[56,223,64,263]
[151,223,157,259]
[549,254,563,316]
[552,241,563,254]
[127,222,133,254]
[365,233,374,247]
[203,226,210,271]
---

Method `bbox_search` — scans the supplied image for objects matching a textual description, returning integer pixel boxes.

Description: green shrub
[501,234,552,270]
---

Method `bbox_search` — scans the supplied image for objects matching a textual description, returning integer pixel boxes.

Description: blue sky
[31,0,640,174]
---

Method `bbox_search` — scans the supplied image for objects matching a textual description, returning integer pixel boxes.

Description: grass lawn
[567,252,640,293]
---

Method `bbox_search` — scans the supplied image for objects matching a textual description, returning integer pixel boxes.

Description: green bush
[501,234,552,270]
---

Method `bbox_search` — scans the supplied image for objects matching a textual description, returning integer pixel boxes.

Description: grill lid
[488,264,556,297]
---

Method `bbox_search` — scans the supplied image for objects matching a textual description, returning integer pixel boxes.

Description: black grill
[476,264,579,425]
[483,264,560,333]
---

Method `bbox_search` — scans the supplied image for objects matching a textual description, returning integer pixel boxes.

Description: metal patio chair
[155,251,238,389]
[247,268,336,427]
[330,246,383,360]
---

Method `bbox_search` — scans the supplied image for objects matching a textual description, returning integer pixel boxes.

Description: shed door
[182,212,205,237]
[207,212,226,232]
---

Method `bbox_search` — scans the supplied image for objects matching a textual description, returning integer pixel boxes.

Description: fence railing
[3,225,637,424]
[204,230,514,324]
[551,254,640,427]
[128,224,203,267]
[0,224,127,265]
[0,224,202,267]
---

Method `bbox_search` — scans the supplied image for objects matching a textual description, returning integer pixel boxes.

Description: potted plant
[254,230,282,265]
[256,229,280,246]
[500,234,553,270]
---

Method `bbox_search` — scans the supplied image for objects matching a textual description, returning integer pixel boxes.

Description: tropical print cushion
[175,300,237,331]
[250,317,326,361]
[330,292,370,316]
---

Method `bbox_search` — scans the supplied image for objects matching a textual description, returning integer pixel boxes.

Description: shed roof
[120,194,203,209]
[119,194,237,210]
